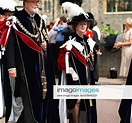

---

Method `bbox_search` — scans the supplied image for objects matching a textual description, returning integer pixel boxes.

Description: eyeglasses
[26,0,41,4]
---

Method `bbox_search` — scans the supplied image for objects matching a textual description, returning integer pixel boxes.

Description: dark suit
[92,30,100,82]
[119,60,132,123]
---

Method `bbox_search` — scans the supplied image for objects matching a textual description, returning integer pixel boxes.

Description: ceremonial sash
[0,17,43,54]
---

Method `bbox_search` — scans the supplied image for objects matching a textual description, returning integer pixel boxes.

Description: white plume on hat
[41,14,48,25]
[0,0,17,11]
[62,2,88,19]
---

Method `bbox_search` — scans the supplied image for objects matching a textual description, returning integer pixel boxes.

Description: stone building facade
[81,0,132,33]
[15,0,132,32]
[41,0,132,33]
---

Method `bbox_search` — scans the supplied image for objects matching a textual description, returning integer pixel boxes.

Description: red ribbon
[58,46,88,71]
[72,47,88,67]
[0,20,9,46]
[15,29,43,54]
[0,20,6,32]
[0,27,9,47]
[0,19,43,54]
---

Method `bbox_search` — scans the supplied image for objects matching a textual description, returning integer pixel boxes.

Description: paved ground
[0,77,125,123]
[97,99,121,123]
[96,77,126,85]
[0,99,121,123]
[0,118,4,123]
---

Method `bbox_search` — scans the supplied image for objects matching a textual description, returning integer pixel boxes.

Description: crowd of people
[0,0,132,123]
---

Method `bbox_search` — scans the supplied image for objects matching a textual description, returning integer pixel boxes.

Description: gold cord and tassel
[16,17,43,38]
[41,70,47,99]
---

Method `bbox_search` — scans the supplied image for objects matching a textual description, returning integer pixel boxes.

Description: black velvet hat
[86,12,94,29]
[0,8,5,15]
[68,13,88,25]
[4,8,12,13]
[23,0,39,2]
[86,12,94,20]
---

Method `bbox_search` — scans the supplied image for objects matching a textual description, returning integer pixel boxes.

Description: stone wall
[98,42,121,78]
[82,0,132,33]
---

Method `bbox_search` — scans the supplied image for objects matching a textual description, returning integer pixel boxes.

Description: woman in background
[114,17,132,77]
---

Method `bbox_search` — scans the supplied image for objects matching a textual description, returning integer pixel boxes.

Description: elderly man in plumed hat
[1,0,59,123]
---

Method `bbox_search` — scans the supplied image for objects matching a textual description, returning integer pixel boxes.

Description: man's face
[0,14,5,21]
[5,12,13,19]
[24,0,40,15]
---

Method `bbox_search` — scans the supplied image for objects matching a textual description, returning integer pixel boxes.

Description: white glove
[69,67,79,81]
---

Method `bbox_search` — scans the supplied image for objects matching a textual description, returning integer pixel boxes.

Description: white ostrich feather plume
[62,2,88,19]
[0,0,17,11]
[41,14,48,25]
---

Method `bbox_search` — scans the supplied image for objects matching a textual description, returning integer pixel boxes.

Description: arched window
[107,0,132,12]
[44,0,51,12]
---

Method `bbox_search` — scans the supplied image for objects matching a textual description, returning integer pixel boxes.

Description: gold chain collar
[16,17,43,38]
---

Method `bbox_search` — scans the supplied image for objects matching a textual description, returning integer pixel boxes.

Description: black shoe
[94,78,98,82]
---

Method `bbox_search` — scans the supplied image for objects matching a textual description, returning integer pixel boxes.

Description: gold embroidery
[42,29,49,41]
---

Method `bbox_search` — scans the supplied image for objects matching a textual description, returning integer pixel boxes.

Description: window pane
[44,1,47,12]
[44,1,51,13]
[48,1,51,12]
[107,0,132,12]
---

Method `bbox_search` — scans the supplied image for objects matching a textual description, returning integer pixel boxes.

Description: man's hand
[41,40,47,50]
[96,49,102,55]
[8,68,17,78]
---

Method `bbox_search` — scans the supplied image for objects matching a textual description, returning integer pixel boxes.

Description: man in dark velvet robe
[118,60,132,123]
[4,0,59,123]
